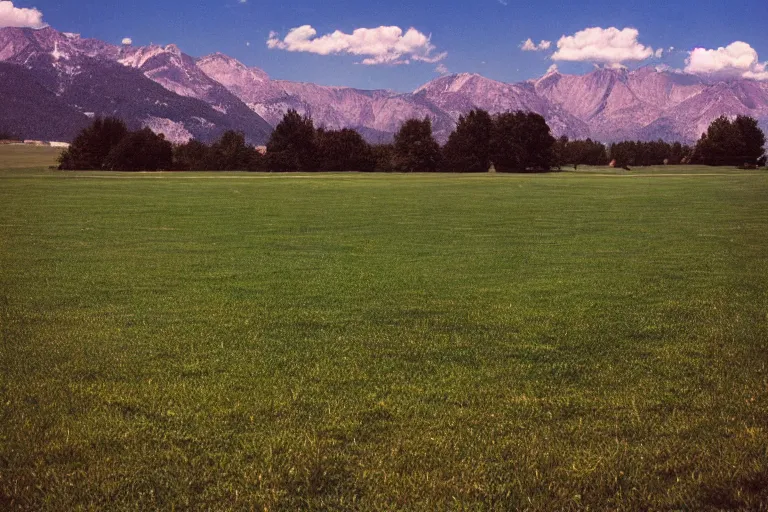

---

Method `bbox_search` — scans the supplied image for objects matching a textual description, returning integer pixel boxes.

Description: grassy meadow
[0,144,63,169]
[1,146,767,509]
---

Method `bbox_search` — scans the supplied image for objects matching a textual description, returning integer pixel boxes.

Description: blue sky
[9,0,768,91]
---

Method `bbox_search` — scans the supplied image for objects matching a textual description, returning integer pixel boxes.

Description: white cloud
[267,25,446,65]
[654,48,663,58]
[655,63,685,74]
[546,63,558,74]
[685,41,768,80]
[551,27,655,65]
[121,37,132,45]
[435,63,449,75]
[497,0,508,5]
[521,38,551,52]
[0,1,45,28]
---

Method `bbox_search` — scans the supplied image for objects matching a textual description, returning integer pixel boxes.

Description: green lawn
[1,161,767,509]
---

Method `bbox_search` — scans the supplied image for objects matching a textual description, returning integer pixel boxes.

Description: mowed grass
[1,161,767,509]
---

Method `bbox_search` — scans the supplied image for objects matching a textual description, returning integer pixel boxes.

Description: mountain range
[1,26,768,145]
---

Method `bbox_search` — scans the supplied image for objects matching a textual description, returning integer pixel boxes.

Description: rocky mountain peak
[197,52,270,83]
[199,52,240,65]
[1,24,767,146]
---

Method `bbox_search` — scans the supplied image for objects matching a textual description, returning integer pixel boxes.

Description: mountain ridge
[1,25,767,145]
[0,26,273,144]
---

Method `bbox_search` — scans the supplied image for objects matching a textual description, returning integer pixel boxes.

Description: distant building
[255,145,267,155]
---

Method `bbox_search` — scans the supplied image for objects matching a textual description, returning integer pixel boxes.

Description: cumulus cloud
[0,1,45,28]
[551,27,655,66]
[267,25,446,65]
[685,41,768,80]
[435,63,449,75]
[121,37,132,45]
[521,38,551,52]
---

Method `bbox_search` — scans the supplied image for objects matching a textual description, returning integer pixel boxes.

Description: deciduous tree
[58,117,129,170]
[393,118,441,172]
[490,111,555,172]
[211,130,256,171]
[316,128,375,172]
[266,110,317,172]
[372,144,395,172]
[693,115,766,166]
[103,128,172,171]
[442,109,493,173]
[173,140,211,171]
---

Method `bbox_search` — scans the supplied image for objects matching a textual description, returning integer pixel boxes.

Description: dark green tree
[103,128,172,171]
[693,115,765,166]
[734,115,766,165]
[58,117,129,170]
[442,109,493,173]
[265,109,317,171]
[669,142,685,164]
[564,138,609,169]
[552,135,569,169]
[247,150,266,172]
[173,140,211,171]
[608,139,692,167]
[372,144,395,172]
[393,118,441,172]
[210,130,257,171]
[490,111,555,172]
[316,128,375,172]
[586,139,609,166]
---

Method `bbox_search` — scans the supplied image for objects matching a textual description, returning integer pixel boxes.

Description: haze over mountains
[1,25,767,145]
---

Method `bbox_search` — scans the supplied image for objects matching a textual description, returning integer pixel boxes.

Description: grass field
[1,147,768,509]
[0,145,62,169]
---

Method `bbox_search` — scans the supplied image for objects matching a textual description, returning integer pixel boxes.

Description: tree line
[553,138,694,169]
[58,111,766,172]
[692,115,766,167]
